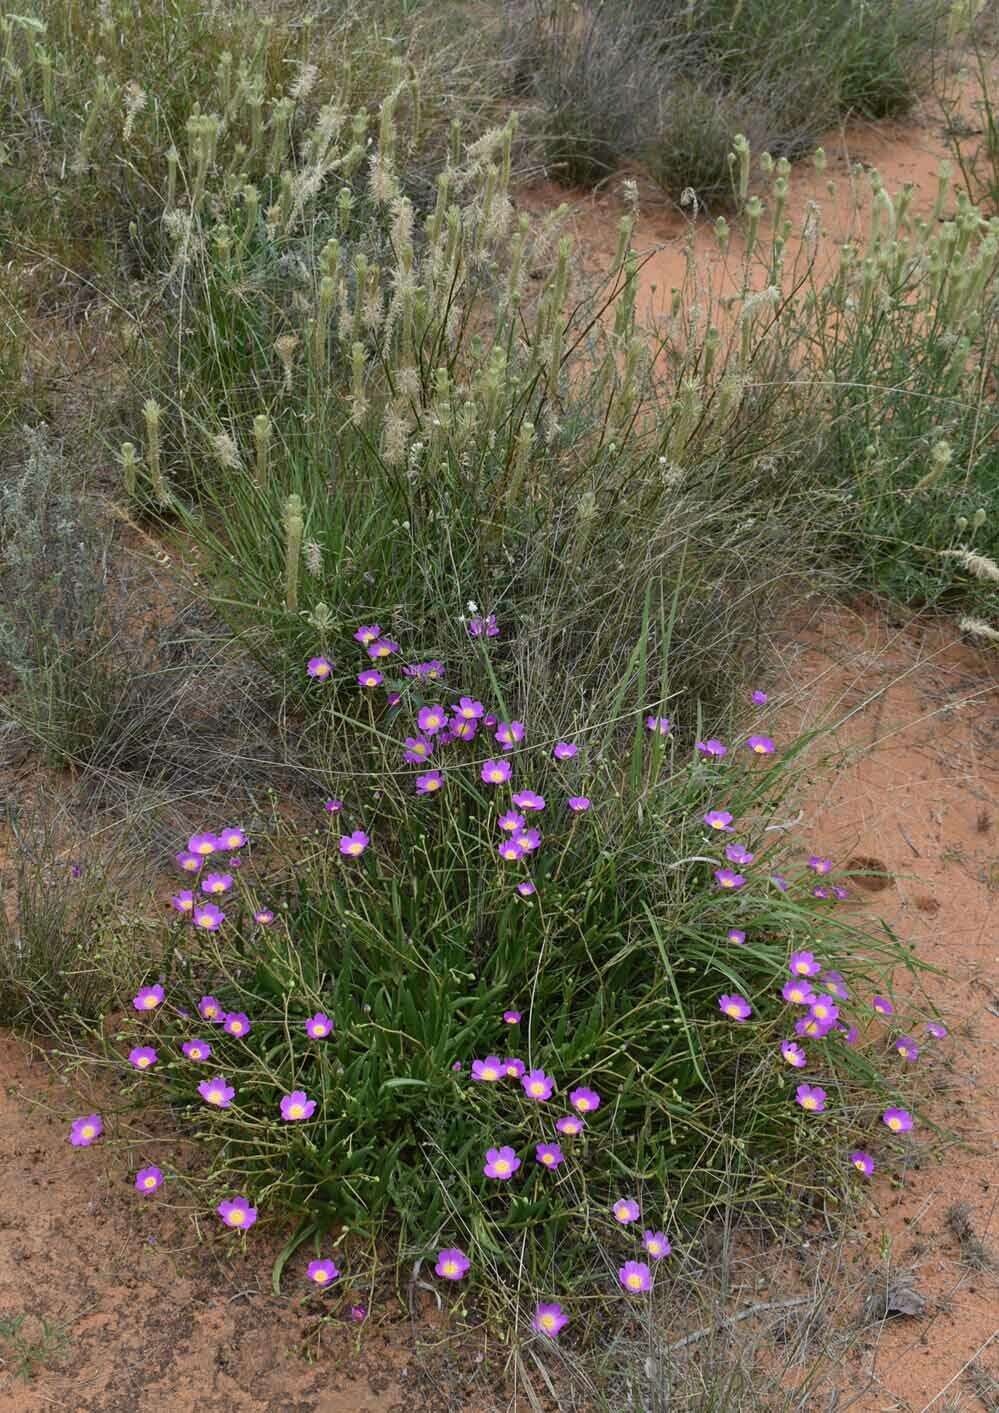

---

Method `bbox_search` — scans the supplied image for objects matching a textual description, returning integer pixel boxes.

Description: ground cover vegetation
[0,0,994,1396]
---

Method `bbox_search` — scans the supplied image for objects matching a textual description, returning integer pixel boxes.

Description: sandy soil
[781,604,999,1412]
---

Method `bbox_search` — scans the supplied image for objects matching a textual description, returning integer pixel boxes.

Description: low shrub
[95,620,932,1324]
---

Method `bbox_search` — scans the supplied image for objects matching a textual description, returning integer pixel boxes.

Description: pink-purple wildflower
[696,738,728,758]
[182,1039,212,1061]
[645,716,671,735]
[199,1076,235,1108]
[714,869,746,891]
[307,1259,340,1286]
[417,705,448,735]
[643,1231,672,1260]
[516,880,536,897]
[796,1083,826,1113]
[498,809,525,832]
[789,951,822,977]
[305,1013,334,1038]
[808,856,833,875]
[619,1261,652,1293]
[503,1010,522,1025]
[307,656,334,681]
[613,1198,640,1224]
[415,770,444,795]
[483,1146,521,1180]
[280,1091,316,1122]
[567,796,591,813]
[354,625,381,645]
[135,1165,164,1194]
[895,1035,920,1062]
[727,928,746,945]
[133,984,164,1012]
[747,735,775,755]
[193,902,225,931]
[481,758,512,784]
[340,830,369,857]
[367,639,399,660]
[535,1142,565,1170]
[850,1151,875,1176]
[69,1114,103,1147]
[556,1114,584,1136]
[725,842,754,865]
[198,996,224,1024]
[467,614,499,638]
[472,1056,505,1083]
[357,669,383,688]
[780,1040,807,1068]
[926,1020,947,1039]
[495,720,525,750]
[522,1068,555,1101]
[782,980,816,1006]
[175,851,202,873]
[498,839,525,862]
[533,1303,568,1338]
[872,996,894,1016]
[218,1196,257,1230]
[704,810,734,832]
[504,1058,525,1078]
[404,736,433,763]
[434,1248,470,1281]
[883,1107,914,1133]
[201,873,233,896]
[719,993,752,1021]
[128,1046,158,1070]
[223,1012,251,1038]
[569,1087,601,1114]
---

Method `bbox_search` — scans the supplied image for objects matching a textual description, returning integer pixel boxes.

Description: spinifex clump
[97,620,933,1325]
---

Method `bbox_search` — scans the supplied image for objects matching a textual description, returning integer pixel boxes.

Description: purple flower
[357,669,383,688]
[223,1012,251,1038]
[503,1010,521,1024]
[417,704,448,735]
[789,951,822,978]
[454,697,484,721]
[483,1145,520,1179]
[820,971,849,1001]
[218,827,246,851]
[354,625,382,645]
[747,735,775,756]
[796,1083,826,1113]
[770,874,789,893]
[556,1114,584,1136]
[133,984,165,1012]
[468,614,499,638]
[619,1260,652,1293]
[69,1114,103,1147]
[535,1142,565,1170]
[135,1165,164,1194]
[727,928,746,945]
[415,770,444,796]
[472,1056,505,1082]
[522,1068,555,1101]
[451,719,478,742]
[402,660,443,680]
[883,1107,913,1133]
[349,1305,366,1322]
[201,872,233,896]
[249,909,273,927]
[751,689,768,705]
[386,691,402,707]
[850,1151,875,1177]
[305,1013,334,1038]
[307,1259,340,1287]
[725,842,754,865]
[175,850,202,873]
[481,758,512,784]
[198,996,225,1024]
[926,1020,948,1039]
[807,856,832,875]
[780,1040,807,1068]
[704,810,734,833]
[812,886,830,900]
[498,839,525,862]
[193,902,225,931]
[367,639,399,660]
[645,715,671,735]
[199,1076,235,1108]
[340,830,369,858]
[569,1087,601,1114]
[324,798,343,813]
[218,1196,257,1230]
[70,862,82,879]
[696,739,727,758]
[307,656,334,681]
[516,880,536,897]
[553,741,578,760]
[831,884,849,900]
[643,1231,672,1260]
[128,1046,158,1071]
[782,980,816,1006]
[872,996,894,1016]
[280,1091,316,1122]
[182,1039,212,1061]
[895,1035,919,1062]
[719,993,752,1021]
[435,1248,470,1281]
[533,1302,568,1338]
[795,1015,834,1040]
[495,720,525,750]
[567,796,591,813]
[512,827,541,853]
[498,809,525,833]
[808,998,839,1026]
[504,1058,525,1078]
[404,736,433,763]
[714,869,746,891]
[840,1024,859,1046]
[188,832,221,857]
[613,1198,640,1224]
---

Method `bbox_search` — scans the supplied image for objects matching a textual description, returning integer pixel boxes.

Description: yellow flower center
[81,1125,95,1139]
[888,1117,901,1131]
[540,1314,556,1330]
[229,1209,245,1225]
[289,1104,304,1119]
[442,1261,457,1276]
[802,1097,817,1110]
[347,843,362,854]
[314,1269,329,1282]
[144,1175,157,1188]
[495,1160,510,1175]
[208,1090,222,1104]
[626,1274,643,1290]
[138,1057,151,1067]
